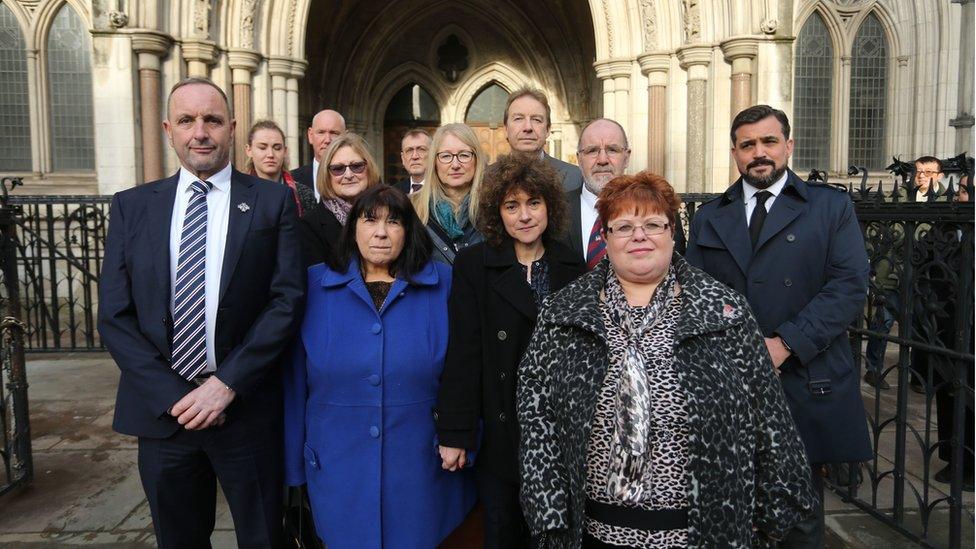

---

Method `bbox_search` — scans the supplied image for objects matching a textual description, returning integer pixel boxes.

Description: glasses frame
[605,220,670,238]
[328,161,368,177]
[435,151,475,165]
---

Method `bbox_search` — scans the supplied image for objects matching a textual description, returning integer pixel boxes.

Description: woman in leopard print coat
[517,176,815,548]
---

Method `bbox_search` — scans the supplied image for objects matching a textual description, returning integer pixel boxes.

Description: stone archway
[300,0,598,172]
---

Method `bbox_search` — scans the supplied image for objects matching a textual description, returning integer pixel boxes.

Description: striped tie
[586,218,606,271]
[171,180,212,380]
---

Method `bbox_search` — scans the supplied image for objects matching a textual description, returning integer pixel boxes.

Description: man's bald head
[307,109,347,162]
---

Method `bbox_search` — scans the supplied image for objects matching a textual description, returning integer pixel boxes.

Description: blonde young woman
[411,123,486,265]
[298,132,381,267]
[244,119,317,216]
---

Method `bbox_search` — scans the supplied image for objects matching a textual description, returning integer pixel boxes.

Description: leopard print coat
[517,254,816,548]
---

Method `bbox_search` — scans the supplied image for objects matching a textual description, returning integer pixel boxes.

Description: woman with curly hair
[434,154,585,548]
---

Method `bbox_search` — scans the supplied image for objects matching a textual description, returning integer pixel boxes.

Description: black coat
[298,202,343,269]
[290,163,315,190]
[435,239,584,481]
[426,217,483,265]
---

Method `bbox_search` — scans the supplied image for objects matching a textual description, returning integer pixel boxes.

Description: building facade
[0,0,972,195]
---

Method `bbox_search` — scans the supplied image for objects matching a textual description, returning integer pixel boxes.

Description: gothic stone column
[677,45,711,193]
[131,32,172,183]
[228,49,262,170]
[594,59,634,139]
[721,37,759,181]
[638,52,670,176]
[182,40,217,78]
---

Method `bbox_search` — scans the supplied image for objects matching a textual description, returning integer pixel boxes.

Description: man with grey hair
[99,77,303,548]
[394,128,431,194]
[291,108,346,201]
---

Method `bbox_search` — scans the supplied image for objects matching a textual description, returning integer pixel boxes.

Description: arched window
[0,1,31,171]
[793,13,833,171]
[47,4,94,171]
[848,13,888,171]
[465,83,508,127]
[384,83,440,125]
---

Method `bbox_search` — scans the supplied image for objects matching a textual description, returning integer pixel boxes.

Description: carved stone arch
[226,0,261,50]
[657,0,685,51]
[795,2,846,58]
[703,0,732,44]
[368,62,451,134]
[446,61,535,123]
[338,0,569,129]
[426,23,479,81]
[587,0,612,59]
[1,0,33,47]
[31,0,93,50]
[845,4,903,60]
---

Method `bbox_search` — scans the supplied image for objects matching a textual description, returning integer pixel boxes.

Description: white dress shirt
[580,185,599,260]
[742,171,789,226]
[169,163,232,374]
[312,158,322,202]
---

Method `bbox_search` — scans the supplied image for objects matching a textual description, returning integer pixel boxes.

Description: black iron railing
[4,194,110,352]
[0,176,32,496]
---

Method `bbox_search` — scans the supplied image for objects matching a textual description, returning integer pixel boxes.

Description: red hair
[595,171,681,234]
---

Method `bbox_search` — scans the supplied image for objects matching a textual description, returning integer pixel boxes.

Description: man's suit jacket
[563,184,687,261]
[545,153,583,192]
[685,170,871,463]
[290,163,316,193]
[98,169,305,439]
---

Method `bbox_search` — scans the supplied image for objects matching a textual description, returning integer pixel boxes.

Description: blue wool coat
[283,259,476,549]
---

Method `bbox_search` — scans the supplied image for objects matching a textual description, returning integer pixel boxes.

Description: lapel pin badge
[237,202,250,213]
[722,303,741,320]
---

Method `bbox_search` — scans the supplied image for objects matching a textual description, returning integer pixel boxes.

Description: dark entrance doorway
[383,84,440,184]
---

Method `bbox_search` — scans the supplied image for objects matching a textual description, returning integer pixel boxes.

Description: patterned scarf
[323,197,352,226]
[603,263,677,503]
[433,195,471,239]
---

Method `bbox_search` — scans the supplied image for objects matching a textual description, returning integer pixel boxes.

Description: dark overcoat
[685,171,872,464]
[298,202,343,269]
[435,239,584,481]
[517,256,816,548]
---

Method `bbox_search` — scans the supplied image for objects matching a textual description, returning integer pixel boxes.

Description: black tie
[749,190,772,251]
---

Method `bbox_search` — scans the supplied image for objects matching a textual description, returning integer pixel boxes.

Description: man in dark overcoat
[686,104,871,548]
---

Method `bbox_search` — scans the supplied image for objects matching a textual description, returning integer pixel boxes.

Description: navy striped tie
[171,180,212,380]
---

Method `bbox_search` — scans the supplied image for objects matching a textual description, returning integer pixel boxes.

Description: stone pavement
[0,353,972,548]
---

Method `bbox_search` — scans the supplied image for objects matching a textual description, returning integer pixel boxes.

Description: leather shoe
[863,370,890,389]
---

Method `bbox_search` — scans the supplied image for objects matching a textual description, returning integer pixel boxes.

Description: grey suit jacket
[545,154,583,193]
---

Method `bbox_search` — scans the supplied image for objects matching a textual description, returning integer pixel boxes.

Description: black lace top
[519,258,551,309]
[365,281,393,311]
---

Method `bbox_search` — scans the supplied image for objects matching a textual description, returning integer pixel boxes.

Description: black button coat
[435,239,584,481]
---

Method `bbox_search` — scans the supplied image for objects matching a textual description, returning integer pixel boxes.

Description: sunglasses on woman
[328,161,368,177]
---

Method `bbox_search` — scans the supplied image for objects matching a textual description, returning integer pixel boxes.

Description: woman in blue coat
[283,185,476,548]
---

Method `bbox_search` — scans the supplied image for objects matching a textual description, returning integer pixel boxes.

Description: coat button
[784,278,793,287]
[369,426,380,438]
[371,323,381,334]
[499,371,507,381]
[432,411,439,421]
[786,233,796,242]
[367,374,380,386]
[497,330,507,341]
[498,412,507,422]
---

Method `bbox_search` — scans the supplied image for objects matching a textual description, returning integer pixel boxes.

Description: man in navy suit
[290,108,346,200]
[98,77,304,548]
[686,105,870,547]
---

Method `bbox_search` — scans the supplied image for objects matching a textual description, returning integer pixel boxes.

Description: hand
[764,336,791,375]
[170,376,236,430]
[438,446,467,472]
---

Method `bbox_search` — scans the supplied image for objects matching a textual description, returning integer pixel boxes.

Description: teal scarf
[433,195,471,239]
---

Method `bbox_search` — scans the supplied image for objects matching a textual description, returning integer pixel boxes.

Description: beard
[741,162,787,189]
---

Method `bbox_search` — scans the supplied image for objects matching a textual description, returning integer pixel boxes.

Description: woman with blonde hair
[244,119,317,216]
[411,123,485,264]
[298,132,381,267]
